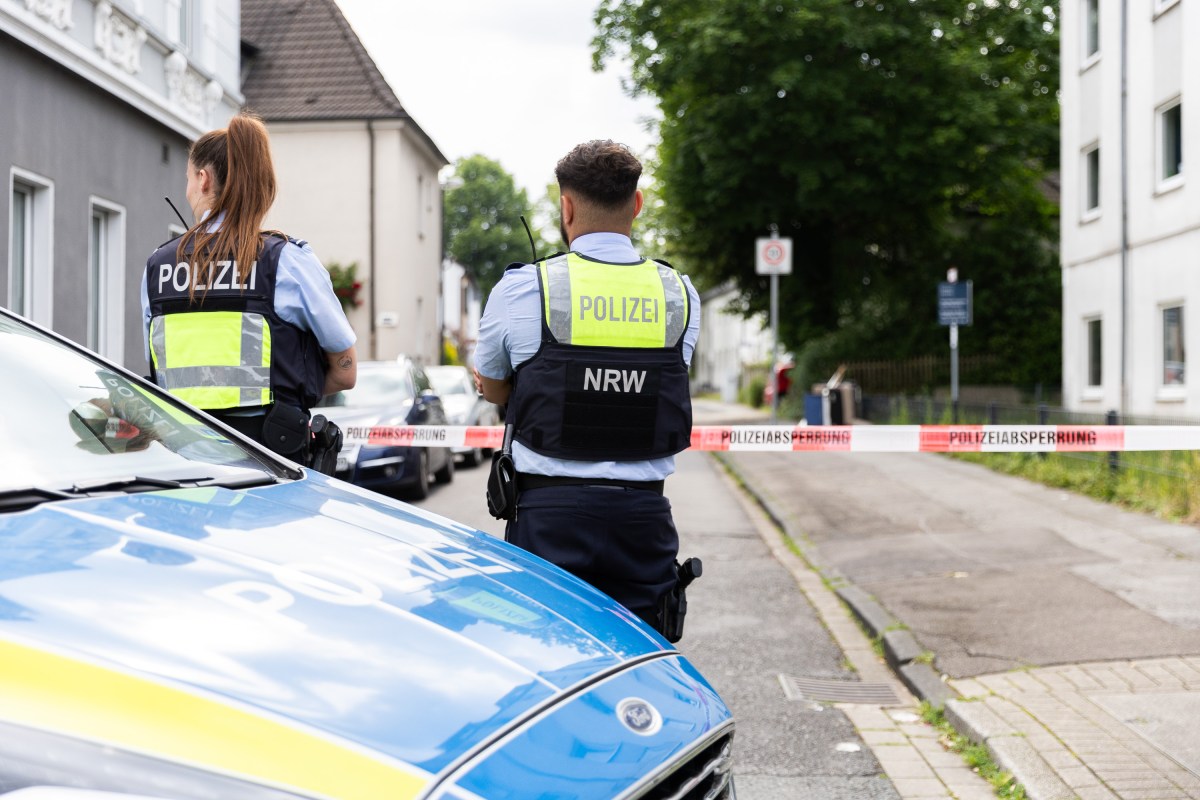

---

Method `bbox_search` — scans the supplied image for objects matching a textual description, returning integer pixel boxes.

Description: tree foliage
[594,0,1062,387]
[444,155,549,296]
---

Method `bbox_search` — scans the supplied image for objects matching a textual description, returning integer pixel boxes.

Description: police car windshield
[0,312,288,494]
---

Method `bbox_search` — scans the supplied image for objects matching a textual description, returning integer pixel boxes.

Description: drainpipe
[368,119,377,360]
[1119,0,1129,415]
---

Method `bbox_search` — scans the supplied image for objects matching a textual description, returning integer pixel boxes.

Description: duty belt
[516,472,664,495]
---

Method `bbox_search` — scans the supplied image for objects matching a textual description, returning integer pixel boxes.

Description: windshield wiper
[71,475,187,493]
[197,474,278,490]
[72,473,279,494]
[0,479,185,512]
[0,473,281,514]
[0,487,74,513]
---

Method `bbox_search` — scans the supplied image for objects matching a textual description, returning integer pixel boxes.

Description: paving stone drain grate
[778,674,902,705]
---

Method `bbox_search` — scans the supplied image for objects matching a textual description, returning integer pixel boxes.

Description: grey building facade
[1,0,242,370]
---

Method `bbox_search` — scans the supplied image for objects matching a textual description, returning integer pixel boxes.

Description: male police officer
[474,140,701,634]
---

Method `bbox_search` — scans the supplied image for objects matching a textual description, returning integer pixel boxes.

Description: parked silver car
[426,365,502,467]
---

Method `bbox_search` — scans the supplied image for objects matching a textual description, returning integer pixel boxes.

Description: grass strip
[920,703,1029,799]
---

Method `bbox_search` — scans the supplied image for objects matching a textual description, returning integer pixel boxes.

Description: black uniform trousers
[505,483,679,630]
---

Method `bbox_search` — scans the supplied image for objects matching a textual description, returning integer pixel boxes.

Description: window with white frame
[1083,145,1101,214]
[1084,0,1100,59]
[9,184,30,316]
[166,0,192,50]
[1159,99,1182,183]
[1163,305,1185,386]
[1086,317,1102,387]
[88,199,126,359]
[8,169,53,325]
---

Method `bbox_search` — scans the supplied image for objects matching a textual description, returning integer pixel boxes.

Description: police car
[0,307,735,800]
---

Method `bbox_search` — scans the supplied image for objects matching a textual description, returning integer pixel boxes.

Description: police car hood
[0,475,669,775]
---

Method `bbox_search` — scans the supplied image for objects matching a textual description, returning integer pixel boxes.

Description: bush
[326,262,362,311]
[741,374,767,408]
[442,337,461,366]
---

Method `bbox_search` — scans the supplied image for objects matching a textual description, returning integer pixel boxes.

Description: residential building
[1060,0,1197,416]
[692,282,772,403]
[241,0,448,366]
[442,259,482,368]
[2,0,242,368]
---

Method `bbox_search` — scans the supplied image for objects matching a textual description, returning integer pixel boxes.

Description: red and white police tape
[338,424,1200,453]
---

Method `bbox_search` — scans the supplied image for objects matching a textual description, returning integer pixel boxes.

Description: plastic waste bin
[804,393,824,425]
[827,386,845,424]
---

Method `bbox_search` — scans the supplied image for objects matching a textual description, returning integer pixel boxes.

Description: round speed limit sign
[755,237,793,275]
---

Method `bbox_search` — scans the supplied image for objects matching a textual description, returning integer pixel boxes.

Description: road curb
[713,448,1077,800]
[715,451,959,708]
[944,699,1078,800]
[833,587,960,710]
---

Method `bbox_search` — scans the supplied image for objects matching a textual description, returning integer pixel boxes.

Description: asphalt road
[721,448,1200,677]
[412,450,901,799]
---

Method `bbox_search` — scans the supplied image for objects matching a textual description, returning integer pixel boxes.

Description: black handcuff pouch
[262,402,310,461]
[486,424,517,520]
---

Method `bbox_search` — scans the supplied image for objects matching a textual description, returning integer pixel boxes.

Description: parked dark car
[315,358,454,499]
[0,307,736,799]
[425,365,502,467]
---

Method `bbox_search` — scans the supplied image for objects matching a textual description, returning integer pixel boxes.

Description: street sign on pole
[756,233,792,422]
[938,272,972,423]
[937,280,973,326]
[755,237,793,275]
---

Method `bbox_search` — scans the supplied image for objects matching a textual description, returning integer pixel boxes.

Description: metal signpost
[755,231,792,423]
[937,268,973,423]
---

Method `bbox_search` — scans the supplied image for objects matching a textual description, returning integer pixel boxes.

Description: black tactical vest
[144,234,328,410]
[507,253,693,461]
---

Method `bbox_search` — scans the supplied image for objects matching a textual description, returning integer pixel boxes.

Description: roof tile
[243,0,407,121]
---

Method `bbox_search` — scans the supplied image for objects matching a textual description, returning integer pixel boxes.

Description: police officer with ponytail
[474,140,701,638]
[141,112,357,465]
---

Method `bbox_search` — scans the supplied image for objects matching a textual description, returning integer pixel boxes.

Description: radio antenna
[164,196,189,228]
[520,215,538,263]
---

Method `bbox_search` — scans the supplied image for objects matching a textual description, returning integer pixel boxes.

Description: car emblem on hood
[617,697,662,736]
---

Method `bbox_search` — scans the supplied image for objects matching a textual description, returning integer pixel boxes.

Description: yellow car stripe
[0,639,428,800]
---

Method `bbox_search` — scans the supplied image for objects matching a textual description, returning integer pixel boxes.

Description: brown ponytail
[176,112,278,300]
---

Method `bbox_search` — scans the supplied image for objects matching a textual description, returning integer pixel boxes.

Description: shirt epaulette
[267,231,307,249]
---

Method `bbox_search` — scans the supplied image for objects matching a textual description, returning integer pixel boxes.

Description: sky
[335,0,661,198]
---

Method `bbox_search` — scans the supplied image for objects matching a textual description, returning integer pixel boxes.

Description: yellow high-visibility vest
[149,311,272,410]
[537,253,689,348]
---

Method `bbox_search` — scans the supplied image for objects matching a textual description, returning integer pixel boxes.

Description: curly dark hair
[554,140,642,209]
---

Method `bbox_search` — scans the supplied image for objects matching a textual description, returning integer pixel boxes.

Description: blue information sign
[938,281,973,326]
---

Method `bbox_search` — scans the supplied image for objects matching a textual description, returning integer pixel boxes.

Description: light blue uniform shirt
[474,232,701,481]
[140,212,356,364]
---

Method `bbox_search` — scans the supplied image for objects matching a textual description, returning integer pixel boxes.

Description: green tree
[533,180,564,253]
[594,0,1061,387]
[631,155,678,259]
[444,155,548,296]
